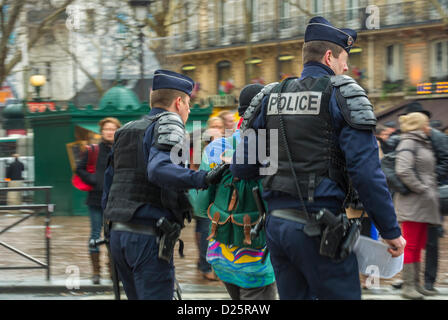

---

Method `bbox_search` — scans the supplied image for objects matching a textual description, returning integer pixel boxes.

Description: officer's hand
[204,163,230,186]
[384,236,406,257]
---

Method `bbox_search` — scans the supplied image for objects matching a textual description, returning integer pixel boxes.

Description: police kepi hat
[152,69,195,96]
[305,16,357,54]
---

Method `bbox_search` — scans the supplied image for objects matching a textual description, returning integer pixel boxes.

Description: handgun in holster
[315,208,361,261]
[156,217,184,263]
[339,218,361,260]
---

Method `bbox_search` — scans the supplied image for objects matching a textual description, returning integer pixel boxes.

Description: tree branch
[57,41,104,97]
[0,0,26,67]
[3,0,75,81]
[287,0,313,17]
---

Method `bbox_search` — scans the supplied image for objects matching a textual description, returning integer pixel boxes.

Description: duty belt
[111,222,157,236]
[270,209,322,237]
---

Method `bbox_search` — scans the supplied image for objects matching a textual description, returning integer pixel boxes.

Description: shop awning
[76,123,100,134]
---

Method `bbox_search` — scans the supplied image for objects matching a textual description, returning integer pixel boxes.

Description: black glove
[204,163,229,186]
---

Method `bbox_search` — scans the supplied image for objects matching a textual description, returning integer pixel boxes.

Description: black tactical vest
[104,115,162,222]
[262,76,348,201]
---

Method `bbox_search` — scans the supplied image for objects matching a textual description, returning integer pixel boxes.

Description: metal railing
[208,94,237,107]
[0,186,54,280]
[165,1,447,55]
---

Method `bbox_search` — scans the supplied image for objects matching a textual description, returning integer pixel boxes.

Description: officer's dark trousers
[265,215,361,300]
[110,230,175,300]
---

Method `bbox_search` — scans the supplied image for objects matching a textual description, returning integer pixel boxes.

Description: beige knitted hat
[399,112,429,133]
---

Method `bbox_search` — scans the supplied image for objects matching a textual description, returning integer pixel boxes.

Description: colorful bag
[205,169,266,249]
[72,144,99,191]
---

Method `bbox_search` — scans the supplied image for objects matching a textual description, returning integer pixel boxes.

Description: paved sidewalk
[1,214,448,300]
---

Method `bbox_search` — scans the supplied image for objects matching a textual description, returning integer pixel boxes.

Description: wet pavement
[0,213,226,286]
[1,212,448,299]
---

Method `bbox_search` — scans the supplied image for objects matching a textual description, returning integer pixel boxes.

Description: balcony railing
[165,1,447,55]
[208,94,237,107]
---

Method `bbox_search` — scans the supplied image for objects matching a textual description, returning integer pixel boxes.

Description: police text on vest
[267,91,322,115]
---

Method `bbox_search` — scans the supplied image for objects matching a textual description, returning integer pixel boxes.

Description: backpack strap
[86,144,99,173]
[206,204,232,241]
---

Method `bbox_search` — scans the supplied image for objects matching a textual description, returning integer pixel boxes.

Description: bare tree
[51,0,149,99]
[286,0,314,17]
[0,0,75,86]
[138,0,203,67]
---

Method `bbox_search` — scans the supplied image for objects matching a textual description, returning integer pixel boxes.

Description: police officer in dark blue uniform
[102,69,227,300]
[231,16,406,300]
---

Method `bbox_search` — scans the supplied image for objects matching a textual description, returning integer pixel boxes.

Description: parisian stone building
[163,0,448,113]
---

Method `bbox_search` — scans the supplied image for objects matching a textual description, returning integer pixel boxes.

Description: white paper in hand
[353,235,403,279]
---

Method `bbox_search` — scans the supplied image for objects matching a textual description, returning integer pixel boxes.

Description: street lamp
[30,75,46,101]
[129,0,152,81]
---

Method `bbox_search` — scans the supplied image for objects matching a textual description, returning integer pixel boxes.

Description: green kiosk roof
[76,123,100,134]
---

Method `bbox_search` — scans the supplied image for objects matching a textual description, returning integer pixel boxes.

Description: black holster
[316,209,360,261]
[156,217,184,262]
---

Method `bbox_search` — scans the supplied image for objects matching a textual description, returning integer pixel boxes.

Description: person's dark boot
[90,252,101,285]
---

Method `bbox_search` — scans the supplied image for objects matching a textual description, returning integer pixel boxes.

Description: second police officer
[102,70,227,300]
[231,16,406,300]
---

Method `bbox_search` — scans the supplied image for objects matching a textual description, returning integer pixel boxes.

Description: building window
[245,57,264,84]
[279,0,291,29]
[431,40,448,80]
[181,64,196,80]
[348,47,364,83]
[313,0,323,14]
[181,64,198,99]
[346,0,359,21]
[385,44,403,82]
[278,55,296,81]
[217,61,234,94]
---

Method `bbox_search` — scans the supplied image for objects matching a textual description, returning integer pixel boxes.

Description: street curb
[0,280,117,294]
[0,280,228,295]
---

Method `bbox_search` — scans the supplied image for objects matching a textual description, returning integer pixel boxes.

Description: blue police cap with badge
[305,16,357,54]
[152,69,195,96]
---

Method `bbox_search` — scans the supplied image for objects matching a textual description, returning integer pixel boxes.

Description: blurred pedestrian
[206,116,225,138]
[400,102,448,294]
[76,117,121,284]
[6,153,25,181]
[217,110,236,136]
[188,126,218,281]
[394,112,443,299]
[376,121,398,155]
[5,153,25,207]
